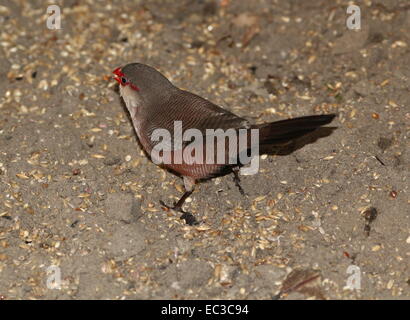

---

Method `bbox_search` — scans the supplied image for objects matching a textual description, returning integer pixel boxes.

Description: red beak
[112,67,124,84]
[112,66,139,91]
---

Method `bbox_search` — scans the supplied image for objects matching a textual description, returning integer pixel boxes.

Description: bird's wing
[144,89,249,149]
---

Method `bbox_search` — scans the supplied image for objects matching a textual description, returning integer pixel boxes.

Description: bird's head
[113,63,175,110]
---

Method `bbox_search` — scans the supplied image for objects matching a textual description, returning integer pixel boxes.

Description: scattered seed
[16,173,29,179]
[91,154,105,159]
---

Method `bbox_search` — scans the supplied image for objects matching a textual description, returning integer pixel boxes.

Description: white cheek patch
[119,85,145,145]
[120,85,142,111]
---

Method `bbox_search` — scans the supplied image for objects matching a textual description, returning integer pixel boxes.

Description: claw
[159,200,198,226]
[159,200,170,211]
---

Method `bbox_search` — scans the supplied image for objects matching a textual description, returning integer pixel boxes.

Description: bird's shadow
[268,127,337,156]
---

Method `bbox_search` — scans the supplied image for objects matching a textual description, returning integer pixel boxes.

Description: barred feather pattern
[125,80,335,180]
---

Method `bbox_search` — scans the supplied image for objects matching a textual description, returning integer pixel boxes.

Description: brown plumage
[113,63,335,224]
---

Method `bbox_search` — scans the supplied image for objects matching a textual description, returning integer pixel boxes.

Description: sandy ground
[0,0,409,299]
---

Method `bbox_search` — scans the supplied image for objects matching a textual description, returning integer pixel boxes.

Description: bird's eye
[121,77,128,84]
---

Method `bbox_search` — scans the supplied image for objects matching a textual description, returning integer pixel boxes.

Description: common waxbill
[113,63,335,225]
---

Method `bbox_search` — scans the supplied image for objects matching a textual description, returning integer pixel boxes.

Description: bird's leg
[175,191,197,225]
[232,167,245,196]
[173,189,193,211]
[160,176,198,225]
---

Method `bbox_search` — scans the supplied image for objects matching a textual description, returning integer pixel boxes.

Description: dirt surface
[0,0,409,300]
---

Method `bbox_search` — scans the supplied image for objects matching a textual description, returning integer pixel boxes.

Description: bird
[113,63,335,225]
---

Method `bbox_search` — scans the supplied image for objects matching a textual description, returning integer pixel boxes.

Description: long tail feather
[255,114,336,147]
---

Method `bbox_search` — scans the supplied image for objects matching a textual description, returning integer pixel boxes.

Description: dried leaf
[280,268,325,299]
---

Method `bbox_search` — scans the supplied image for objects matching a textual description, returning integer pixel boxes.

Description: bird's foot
[179,211,198,226]
[232,169,246,196]
[159,200,199,226]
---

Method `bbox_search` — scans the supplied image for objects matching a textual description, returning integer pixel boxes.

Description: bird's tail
[252,114,336,152]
